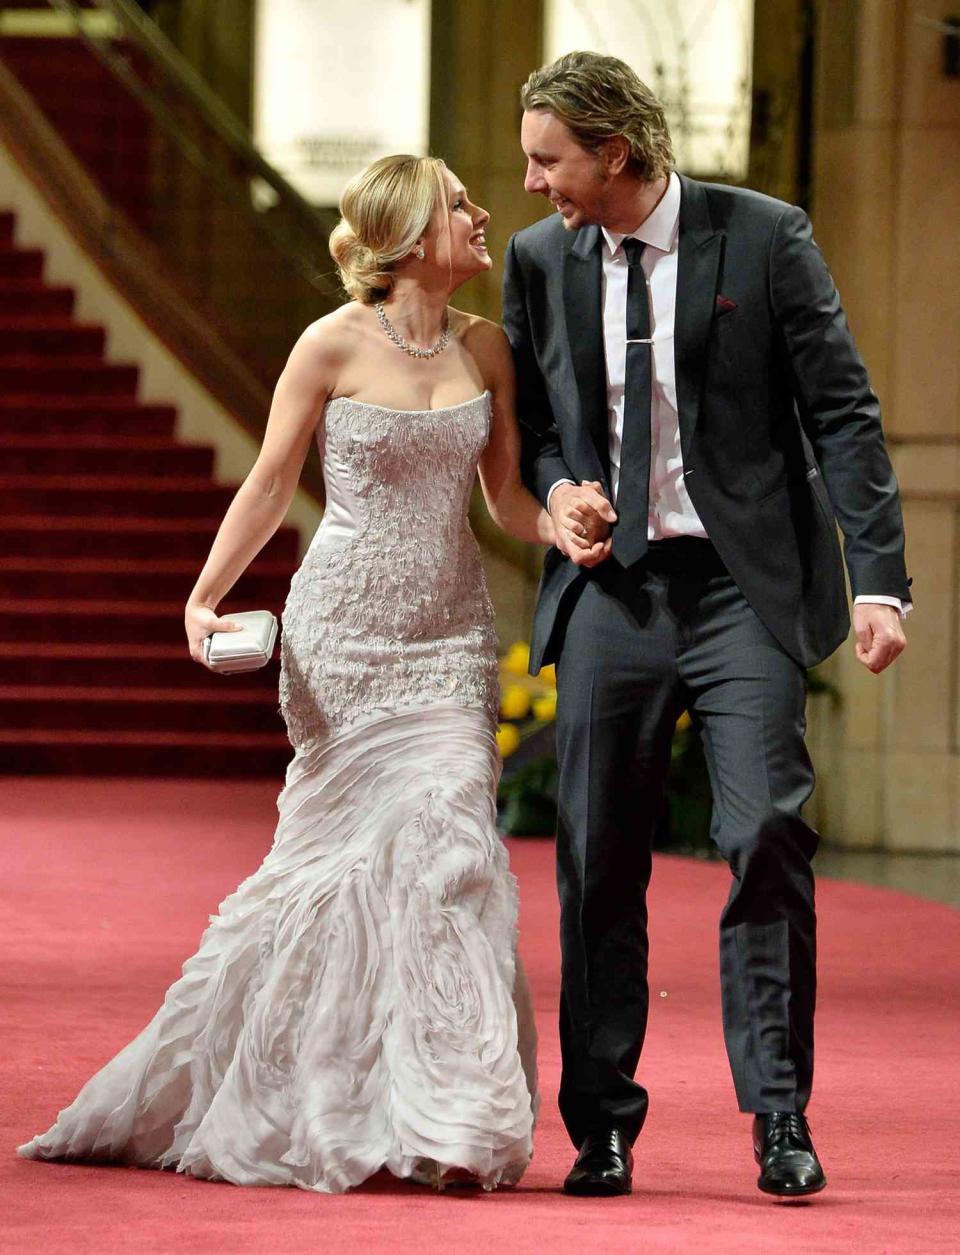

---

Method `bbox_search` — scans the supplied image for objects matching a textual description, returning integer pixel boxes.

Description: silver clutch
[203,610,278,674]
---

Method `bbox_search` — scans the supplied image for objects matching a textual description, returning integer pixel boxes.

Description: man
[502,51,909,1199]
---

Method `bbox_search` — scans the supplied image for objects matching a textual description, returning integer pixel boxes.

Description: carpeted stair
[1,31,156,233]
[0,209,298,777]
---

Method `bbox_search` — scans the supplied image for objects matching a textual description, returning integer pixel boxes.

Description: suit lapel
[675,175,723,459]
[562,225,610,485]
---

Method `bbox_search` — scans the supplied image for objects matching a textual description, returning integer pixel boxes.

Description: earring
[415,247,425,260]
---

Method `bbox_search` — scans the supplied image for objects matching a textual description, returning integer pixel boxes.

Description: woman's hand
[549,481,616,567]
[553,480,617,546]
[185,602,241,668]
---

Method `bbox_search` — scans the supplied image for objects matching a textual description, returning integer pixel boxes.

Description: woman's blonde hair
[521,51,674,183]
[328,154,448,304]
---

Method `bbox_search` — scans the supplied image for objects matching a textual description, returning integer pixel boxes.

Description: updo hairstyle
[329,154,448,304]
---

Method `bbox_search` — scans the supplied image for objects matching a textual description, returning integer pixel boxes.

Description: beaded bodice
[279,392,499,749]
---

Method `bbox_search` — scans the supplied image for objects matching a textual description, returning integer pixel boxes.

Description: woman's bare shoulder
[298,302,368,353]
[453,309,511,361]
[453,311,513,393]
[285,302,368,377]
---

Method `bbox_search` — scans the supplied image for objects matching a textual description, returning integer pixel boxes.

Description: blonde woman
[19,156,611,1193]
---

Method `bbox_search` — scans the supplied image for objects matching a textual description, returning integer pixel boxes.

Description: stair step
[0,642,280,689]
[0,516,300,561]
[0,358,138,396]
[1,36,141,77]
[0,210,305,779]
[0,474,235,517]
[0,436,215,477]
[0,398,176,437]
[0,320,105,356]
[0,728,290,778]
[50,132,155,161]
[13,95,148,129]
[0,248,44,280]
[0,282,75,316]
[0,556,292,602]
[1,684,285,735]
[0,598,287,644]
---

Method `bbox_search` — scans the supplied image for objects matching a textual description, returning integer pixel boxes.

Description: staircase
[0,210,298,777]
[0,30,156,235]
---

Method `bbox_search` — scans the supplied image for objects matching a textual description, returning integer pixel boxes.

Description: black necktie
[611,237,652,567]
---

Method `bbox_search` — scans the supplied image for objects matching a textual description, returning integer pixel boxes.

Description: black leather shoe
[753,1112,826,1197]
[563,1128,633,1196]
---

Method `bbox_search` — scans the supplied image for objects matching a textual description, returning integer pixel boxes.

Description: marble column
[807,0,960,851]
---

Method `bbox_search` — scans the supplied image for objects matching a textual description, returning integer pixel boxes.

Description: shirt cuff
[853,595,912,617]
[546,478,575,511]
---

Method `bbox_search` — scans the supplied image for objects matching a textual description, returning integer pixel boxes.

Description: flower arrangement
[496,640,556,750]
[496,641,561,836]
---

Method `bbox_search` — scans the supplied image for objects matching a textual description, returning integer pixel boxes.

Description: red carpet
[0,209,297,777]
[1,777,958,1253]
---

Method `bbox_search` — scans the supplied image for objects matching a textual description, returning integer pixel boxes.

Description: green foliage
[662,721,713,854]
[498,755,558,837]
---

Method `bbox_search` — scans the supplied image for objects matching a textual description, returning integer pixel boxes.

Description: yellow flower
[500,684,532,720]
[532,691,557,722]
[676,710,692,732]
[537,663,557,687]
[501,641,530,675]
[496,723,521,757]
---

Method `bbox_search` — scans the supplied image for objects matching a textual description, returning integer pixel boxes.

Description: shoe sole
[563,1180,632,1197]
[757,1177,827,1199]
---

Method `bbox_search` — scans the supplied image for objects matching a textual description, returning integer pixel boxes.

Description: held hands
[853,603,907,674]
[185,602,242,668]
[550,481,617,567]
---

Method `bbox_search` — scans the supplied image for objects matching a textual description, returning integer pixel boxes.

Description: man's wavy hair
[521,51,674,183]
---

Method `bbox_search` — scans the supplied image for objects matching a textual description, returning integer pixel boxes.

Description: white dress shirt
[548,171,905,613]
[600,172,703,537]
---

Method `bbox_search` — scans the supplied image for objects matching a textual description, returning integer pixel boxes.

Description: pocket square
[715,294,738,314]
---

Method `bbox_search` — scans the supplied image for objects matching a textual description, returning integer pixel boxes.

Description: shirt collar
[601,170,680,258]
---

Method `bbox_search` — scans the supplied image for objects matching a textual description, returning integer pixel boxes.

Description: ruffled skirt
[18,704,537,1192]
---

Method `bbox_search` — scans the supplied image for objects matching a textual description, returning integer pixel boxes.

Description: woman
[19,155,607,1192]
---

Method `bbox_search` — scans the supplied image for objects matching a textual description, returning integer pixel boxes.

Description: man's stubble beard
[568,171,615,232]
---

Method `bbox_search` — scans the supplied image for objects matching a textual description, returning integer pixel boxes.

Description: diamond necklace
[375,302,451,359]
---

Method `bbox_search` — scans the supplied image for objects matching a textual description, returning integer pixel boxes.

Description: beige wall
[808,0,960,851]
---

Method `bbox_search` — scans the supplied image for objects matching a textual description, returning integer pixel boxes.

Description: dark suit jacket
[502,174,910,673]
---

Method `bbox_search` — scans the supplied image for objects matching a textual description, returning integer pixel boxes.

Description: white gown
[19,391,538,1192]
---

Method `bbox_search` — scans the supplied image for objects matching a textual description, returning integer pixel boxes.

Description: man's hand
[853,603,907,674]
[550,481,617,568]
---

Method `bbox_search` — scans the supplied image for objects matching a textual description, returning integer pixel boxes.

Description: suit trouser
[553,539,818,1147]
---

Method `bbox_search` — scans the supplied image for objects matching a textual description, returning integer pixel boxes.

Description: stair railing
[49,0,341,292]
[0,0,341,402]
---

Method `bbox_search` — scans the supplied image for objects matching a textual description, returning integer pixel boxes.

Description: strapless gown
[18,391,537,1192]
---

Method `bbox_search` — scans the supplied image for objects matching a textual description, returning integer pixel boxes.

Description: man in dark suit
[502,51,909,1199]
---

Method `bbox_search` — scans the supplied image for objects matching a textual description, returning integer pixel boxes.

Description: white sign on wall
[254,0,431,206]
[544,0,754,180]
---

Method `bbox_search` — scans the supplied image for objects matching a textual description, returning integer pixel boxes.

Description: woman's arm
[474,321,612,555]
[185,321,339,662]
[474,320,553,544]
